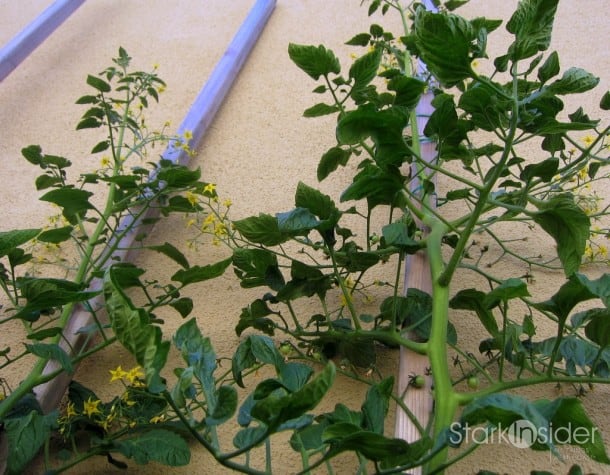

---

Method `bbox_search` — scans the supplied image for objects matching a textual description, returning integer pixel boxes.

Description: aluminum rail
[33,0,277,413]
[0,0,86,82]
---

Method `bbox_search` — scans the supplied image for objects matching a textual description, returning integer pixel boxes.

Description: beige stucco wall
[1,1,608,473]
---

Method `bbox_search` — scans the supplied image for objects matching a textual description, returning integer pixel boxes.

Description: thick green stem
[424,218,459,472]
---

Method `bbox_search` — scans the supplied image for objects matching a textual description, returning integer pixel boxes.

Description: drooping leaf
[169,297,193,318]
[105,266,169,392]
[288,43,341,80]
[113,429,190,466]
[349,47,382,91]
[276,208,320,235]
[36,226,74,244]
[547,68,600,95]
[529,194,590,276]
[362,377,393,434]
[233,214,290,246]
[520,157,559,182]
[25,343,73,373]
[537,51,560,84]
[450,288,499,337]
[4,410,58,474]
[232,248,284,290]
[86,74,111,93]
[251,362,335,430]
[303,102,340,117]
[149,242,190,269]
[171,257,231,285]
[39,188,94,224]
[317,146,351,181]
[413,9,475,85]
[505,0,559,61]
[295,181,339,222]
[0,229,41,257]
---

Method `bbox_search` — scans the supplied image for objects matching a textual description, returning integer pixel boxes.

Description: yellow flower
[578,166,588,181]
[83,397,102,418]
[153,63,159,70]
[470,59,480,70]
[214,222,227,237]
[126,366,144,384]
[203,183,217,195]
[202,214,216,230]
[66,401,77,418]
[186,218,196,228]
[223,198,233,208]
[582,135,595,147]
[183,130,193,141]
[158,84,166,94]
[150,414,166,424]
[599,245,608,258]
[185,191,199,206]
[109,365,128,382]
[100,156,112,168]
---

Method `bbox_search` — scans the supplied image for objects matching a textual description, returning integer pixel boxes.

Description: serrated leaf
[25,343,73,372]
[105,266,169,392]
[169,297,193,318]
[149,242,190,269]
[288,43,341,80]
[520,157,559,182]
[0,229,41,257]
[529,194,589,276]
[276,208,320,234]
[251,362,335,430]
[233,214,290,246]
[317,146,351,181]
[303,102,340,117]
[114,429,190,466]
[413,9,475,85]
[537,51,560,83]
[600,91,610,110]
[505,0,559,61]
[547,67,600,95]
[349,47,382,91]
[171,257,231,285]
[294,181,339,222]
[37,226,73,244]
[232,248,283,290]
[76,116,102,130]
[39,188,94,224]
[5,411,58,474]
[86,74,111,93]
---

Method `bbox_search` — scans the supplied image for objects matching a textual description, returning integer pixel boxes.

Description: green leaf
[25,343,73,373]
[413,9,475,85]
[547,67,600,95]
[362,377,393,434]
[76,116,102,130]
[36,226,73,244]
[336,106,410,167]
[276,208,320,235]
[114,429,190,466]
[341,163,405,209]
[105,266,169,392]
[86,74,111,93]
[171,257,231,285]
[75,94,98,105]
[288,43,341,80]
[235,299,276,337]
[27,326,64,341]
[505,0,559,61]
[459,83,510,131]
[600,91,610,110]
[155,165,201,187]
[387,76,427,110]
[169,297,193,318]
[349,47,382,91]
[537,51,560,83]
[303,103,340,117]
[322,423,413,463]
[529,194,590,276]
[382,221,423,254]
[39,188,94,224]
[295,181,339,222]
[232,248,283,290]
[251,362,335,430]
[35,174,62,190]
[520,157,559,182]
[0,229,40,257]
[484,278,530,306]
[450,289,499,337]
[585,311,610,348]
[5,411,58,474]
[339,335,377,368]
[149,242,190,269]
[345,33,371,46]
[91,140,110,154]
[317,146,351,181]
[233,214,290,246]
[207,385,238,426]
[535,273,610,322]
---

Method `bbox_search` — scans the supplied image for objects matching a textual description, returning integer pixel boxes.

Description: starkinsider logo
[449,420,599,449]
